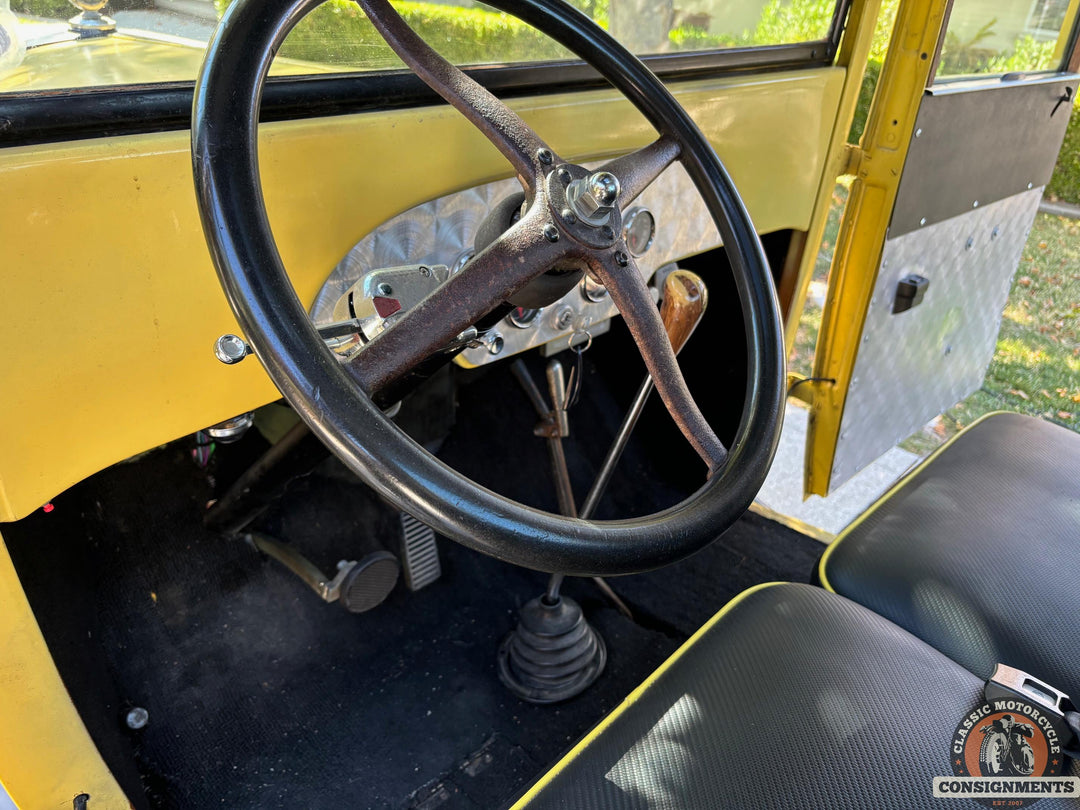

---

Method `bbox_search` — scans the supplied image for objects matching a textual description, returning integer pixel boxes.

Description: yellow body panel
[0,67,843,521]
[1056,0,1080,63]
[0,30,338,92]
[781,0,882,356]
[0,530,129,809]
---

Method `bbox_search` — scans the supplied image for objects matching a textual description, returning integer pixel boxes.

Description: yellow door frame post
[780,0,884,355]
[804,0,951,496]
[1054,0,1080,64]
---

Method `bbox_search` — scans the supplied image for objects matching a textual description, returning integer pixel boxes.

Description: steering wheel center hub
[566,169,621,225]
[547,164,623,250]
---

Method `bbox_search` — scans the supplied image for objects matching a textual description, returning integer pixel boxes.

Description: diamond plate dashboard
[309,162,721,365]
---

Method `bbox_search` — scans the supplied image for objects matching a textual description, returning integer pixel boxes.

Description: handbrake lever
[579,269,709,519]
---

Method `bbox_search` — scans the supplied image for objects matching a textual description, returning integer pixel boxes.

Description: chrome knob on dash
[214,334,251,365]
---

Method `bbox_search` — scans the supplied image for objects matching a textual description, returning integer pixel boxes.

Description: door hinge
[840,143,865,177]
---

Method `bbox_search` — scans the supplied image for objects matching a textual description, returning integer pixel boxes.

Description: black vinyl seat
[510,583,1078,810]
[819,412,1080,698]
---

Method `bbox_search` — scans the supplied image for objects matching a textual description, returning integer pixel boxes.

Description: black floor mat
[3,356,823,810]
[610,510,828,637]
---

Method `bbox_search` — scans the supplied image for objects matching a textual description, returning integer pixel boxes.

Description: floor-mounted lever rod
[578,269,709,522]
[511,269,708,619]
[510,358,633,619]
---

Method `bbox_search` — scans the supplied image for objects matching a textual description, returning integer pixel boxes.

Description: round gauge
[623,207,656,257]
[581,275,608,303]
[508,306,542,329]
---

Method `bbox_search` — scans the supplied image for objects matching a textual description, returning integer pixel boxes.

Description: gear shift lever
[499,270,708,704]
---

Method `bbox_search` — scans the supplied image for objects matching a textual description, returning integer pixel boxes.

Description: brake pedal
[399,512,441,591]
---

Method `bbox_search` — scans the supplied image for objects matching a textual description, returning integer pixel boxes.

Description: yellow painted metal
[0,68,843,522]
[782,0,884,362]
[748,500,834,544]
[0,531,129,809]
[1053,0,1080,64]
[804,0,951,496]
[0,32,337,93]
[786,373,816,405]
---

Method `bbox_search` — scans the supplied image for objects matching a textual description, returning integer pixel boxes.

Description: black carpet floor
[3,353,824,810]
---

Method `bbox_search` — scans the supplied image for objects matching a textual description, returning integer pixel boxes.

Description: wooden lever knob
[659,269,708,355]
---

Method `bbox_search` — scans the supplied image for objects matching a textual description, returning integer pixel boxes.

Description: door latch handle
[1051,86,1073,118]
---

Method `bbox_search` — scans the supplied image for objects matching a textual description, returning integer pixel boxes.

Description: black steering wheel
[191,0,785,576]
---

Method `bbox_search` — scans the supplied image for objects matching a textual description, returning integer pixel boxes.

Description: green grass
[275,0,569,68]
[1047,107,1080,205]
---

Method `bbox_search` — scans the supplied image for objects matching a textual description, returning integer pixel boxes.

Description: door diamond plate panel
[829,187,1042,489]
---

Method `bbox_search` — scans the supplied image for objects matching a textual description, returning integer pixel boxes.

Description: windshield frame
[0,0,852,147]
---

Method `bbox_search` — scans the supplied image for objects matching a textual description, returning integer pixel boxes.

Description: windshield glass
[0,0,840,93]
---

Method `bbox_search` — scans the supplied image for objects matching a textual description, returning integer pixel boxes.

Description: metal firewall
[829,187,1042,488]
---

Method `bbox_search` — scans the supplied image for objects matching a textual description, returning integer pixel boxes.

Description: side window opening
[936,0,1077,79]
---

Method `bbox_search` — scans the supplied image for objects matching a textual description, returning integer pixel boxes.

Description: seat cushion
[820,412,1080,698]
[513,583,1010,810]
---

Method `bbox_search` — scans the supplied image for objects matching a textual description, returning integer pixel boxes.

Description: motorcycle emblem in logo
[978,714,1036,777]
[945,698,1073,807]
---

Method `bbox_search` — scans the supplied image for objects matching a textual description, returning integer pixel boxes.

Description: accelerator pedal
[399,512,441,591]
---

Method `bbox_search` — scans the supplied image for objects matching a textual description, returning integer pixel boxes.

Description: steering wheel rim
[192,0,785,576]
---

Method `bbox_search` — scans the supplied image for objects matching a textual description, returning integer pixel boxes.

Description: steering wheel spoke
[356,0,557,189]
[587,251,727,474]
[345,209,565,397]
[597,136,681,207]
